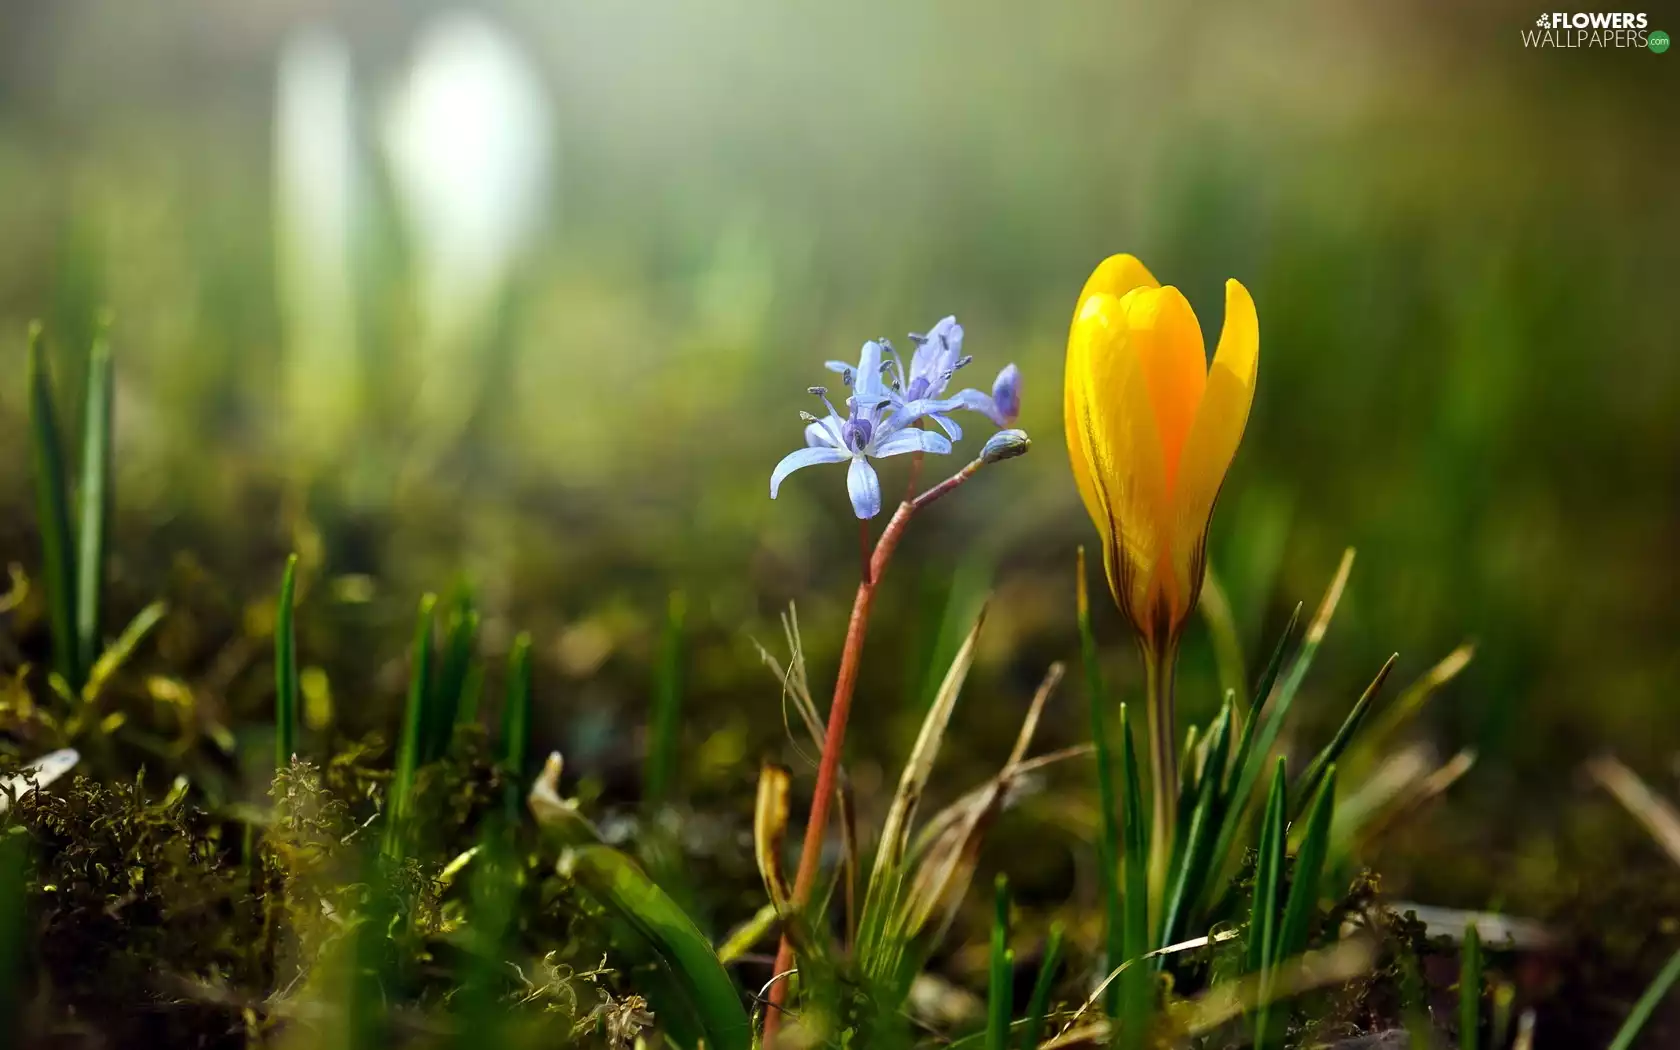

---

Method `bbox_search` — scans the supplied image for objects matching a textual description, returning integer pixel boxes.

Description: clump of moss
[9,769,263,1046]
[0,729,656,1049]
[1152,864,1445,1049]
[1291,871,1442,1046]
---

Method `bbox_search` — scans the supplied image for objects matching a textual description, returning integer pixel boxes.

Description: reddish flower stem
[761,455,986,1044]
[903,448,925,504]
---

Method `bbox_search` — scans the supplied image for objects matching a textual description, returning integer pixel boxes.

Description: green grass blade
[1161,702,1232,950]
[81,600,166,703]
[914,555,993,713]
[1021,921,1065,1050]
[527,753,608,849]
[1363,643,1476,756]
[27,324,80,691]
[1117,702,1151,1049]
[1296,656,1395,814]
[565,844,752,1050]
[1076,549,1124,1021]
[342,853,395,1050]
[445,608,478,727]
[639,594,694,915]
[1397,941,1435,1047]
[457,659,485,727]
[987,874,1011,1050]
[275,554,299,769]
[1460,922,1482,1050]
[454,831,520,1047]
[385,592,437,858]
[1196,702,1235,798]
[1250,759,1288,1050]
[1266,771,1340,1050]
[717,901,778,966]
[501,632,533,821]
[1246,552,1355,786]
[74,325,112,679]
[1608,942,1680,1050]
[1210,554,1353,910]
[1277,768,1336,962]
[426,591,478,762]
[1176,722,1202,836]
[646,591,685,804]
[857,607,986,975]
[1226,602,1302,789]
[1247,759,1288,976]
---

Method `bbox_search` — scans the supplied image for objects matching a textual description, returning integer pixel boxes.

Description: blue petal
[854,341,889,404]
[990,363,1022,424]
[806,414,845,448]
[874,428,953,458]
[771,446,850,498]
[886,397,945,429]
[949,387,1006,426]
[909,316,963,393]
[929,316,963,360]
[847,457,882,519]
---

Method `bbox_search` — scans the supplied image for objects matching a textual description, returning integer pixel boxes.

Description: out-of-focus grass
[0,0,1672,950]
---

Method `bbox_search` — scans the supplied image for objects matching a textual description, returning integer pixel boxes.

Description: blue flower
[771,340,953,519]
[829,316,1021,438]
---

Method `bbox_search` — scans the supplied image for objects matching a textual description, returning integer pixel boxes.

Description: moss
[0,729,649,1048]
[10,769,262,1046]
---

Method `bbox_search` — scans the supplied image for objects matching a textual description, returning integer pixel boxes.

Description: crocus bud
[991,363,1022,425]
[1064,252,1258,652]
[981,428,1030,464]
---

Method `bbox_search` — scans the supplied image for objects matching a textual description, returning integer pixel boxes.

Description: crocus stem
[1143,641,1177,930]
[762,454,988,1045]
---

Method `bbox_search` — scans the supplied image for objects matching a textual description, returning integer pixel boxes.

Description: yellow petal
[1063,321,1104,542]
[1172,278,1259,605]
[1077,253,1160,305]
[1065,290,1170,633]
[1118,286,1206,497]
[1064,255,1159,540]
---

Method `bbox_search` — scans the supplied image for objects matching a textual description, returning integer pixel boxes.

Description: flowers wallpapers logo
[1524,10,1661,46]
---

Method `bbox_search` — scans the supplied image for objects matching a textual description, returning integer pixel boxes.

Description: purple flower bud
[991,363,1022,425]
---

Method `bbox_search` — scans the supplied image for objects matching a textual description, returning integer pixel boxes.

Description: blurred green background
[0,0,1675,915]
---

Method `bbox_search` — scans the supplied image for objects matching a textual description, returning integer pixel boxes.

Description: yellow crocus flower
[1065,254,1259,905]
[1064,254,1259,653]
